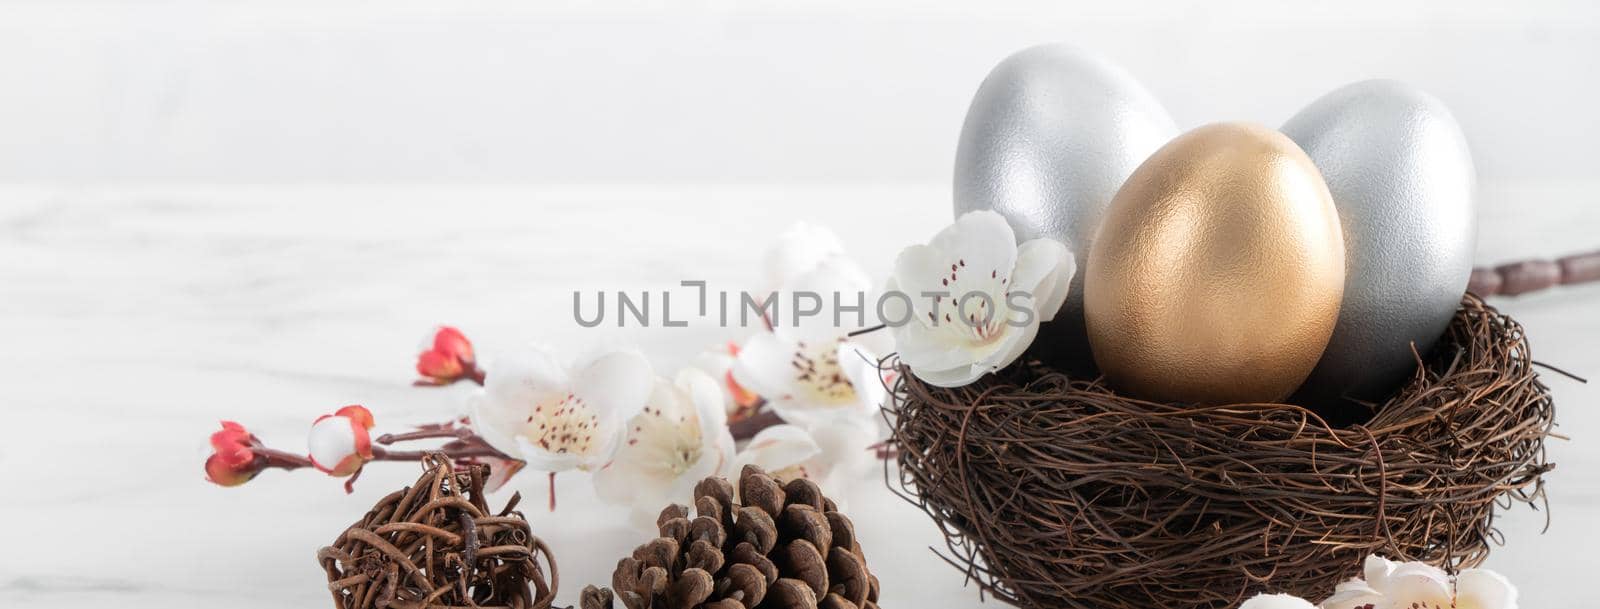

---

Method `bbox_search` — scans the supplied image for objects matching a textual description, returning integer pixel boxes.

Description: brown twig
[377,427,472,445]
[728,405,783,441]
[256,447,315,470]
[246,426,522,493]
[1469,249,1600,296]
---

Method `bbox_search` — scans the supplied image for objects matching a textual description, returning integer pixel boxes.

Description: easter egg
[1084,122,1345,404]
[953,44,1177,372]
[1282,80,1477,407]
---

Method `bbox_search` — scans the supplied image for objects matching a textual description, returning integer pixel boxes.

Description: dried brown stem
[377,427,473,445]
[1469,249,1600,296]
[728,405,782,441]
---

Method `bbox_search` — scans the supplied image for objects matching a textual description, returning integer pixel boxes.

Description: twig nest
[317,455,558,609]
[889,295,1555,609]
[581,465,881,609]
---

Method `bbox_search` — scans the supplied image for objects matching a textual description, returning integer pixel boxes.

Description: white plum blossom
[1319,555,1517,609]
[763,222,853,293]
[593,369,736,526]
[757,223,884,345]
[729,424,821,481]
[735,240,889,430]
[468,345,653,473]
[732,333,886,431]
[885,210,1074,387]
[731,419,880,507]
[1234,555,1518,609]
[690,342,763,420]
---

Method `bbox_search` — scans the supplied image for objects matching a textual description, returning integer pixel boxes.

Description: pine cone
[580,465,881,609]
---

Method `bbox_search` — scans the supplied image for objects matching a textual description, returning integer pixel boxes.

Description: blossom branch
[206,415,523,494]
[1469,249,1600,296]
[376,426,473,445]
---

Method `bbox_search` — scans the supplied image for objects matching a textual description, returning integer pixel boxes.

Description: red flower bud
[416,326,480,385]
[205,421,264,487]
[309,405,376,477]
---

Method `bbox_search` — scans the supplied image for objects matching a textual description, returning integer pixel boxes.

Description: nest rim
[887,294,1555,609]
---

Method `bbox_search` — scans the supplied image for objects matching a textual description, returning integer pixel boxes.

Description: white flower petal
[1010,238,1075,323]
[307,417,357,469]
[692,343,757,417]
[731,332,801,401]
[678,368,729,432]
[879,275,912,328]
[482,344,570,407]
[758,341,882,430]
[679,437,726,488]
[892,243,963,327]
[1381,564,1454,608]
[838,341,886,414]
[885,211,1063,388]
[515,435,587,472]
[569,350,654,465]
[1239,593,1318,609]
[887,312,978,372]
[977,308,1041,374]
[471,345,572,458]
[467,393,521,457]
[772,254,876,344]
[573,350,654,420]
[1362,555,1398,591]
[679,367,737,478]
[1454,568,1517,609]
[595,368,739,526]
[1318,580,1386,609]
[905,360,987,388]
[809,418,881,480]
[928,210,1018,295]
[734,424,822,474]
[592,458,652,504]
[764,222,847,290]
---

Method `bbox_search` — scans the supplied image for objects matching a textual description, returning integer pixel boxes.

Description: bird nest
[888,294,1556,609]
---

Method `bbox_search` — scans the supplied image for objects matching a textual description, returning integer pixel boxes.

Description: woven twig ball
[317,455,558,609]
[889,295,1555,609]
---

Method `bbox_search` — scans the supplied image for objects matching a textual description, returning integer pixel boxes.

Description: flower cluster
[204,223,912,519]
[454,222,895,521]
[203,216,1076,523]
[1241,555,1517,609]
[204,406,382,492]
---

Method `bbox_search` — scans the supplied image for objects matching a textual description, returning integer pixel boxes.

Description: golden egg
[1084,122,1344,404]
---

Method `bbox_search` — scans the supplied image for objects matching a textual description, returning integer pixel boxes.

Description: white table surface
[1,184,1595,608]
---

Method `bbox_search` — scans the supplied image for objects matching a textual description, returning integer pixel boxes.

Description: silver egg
[1283,79,1477,407]
[954,45,1177,369]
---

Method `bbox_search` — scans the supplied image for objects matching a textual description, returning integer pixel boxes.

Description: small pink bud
[205,421,264,487]
[416,326,479,384]
[308,405,376,477]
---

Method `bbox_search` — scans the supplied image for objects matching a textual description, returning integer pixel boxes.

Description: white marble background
[0,184,1596,608]
[2,2,1599,608]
